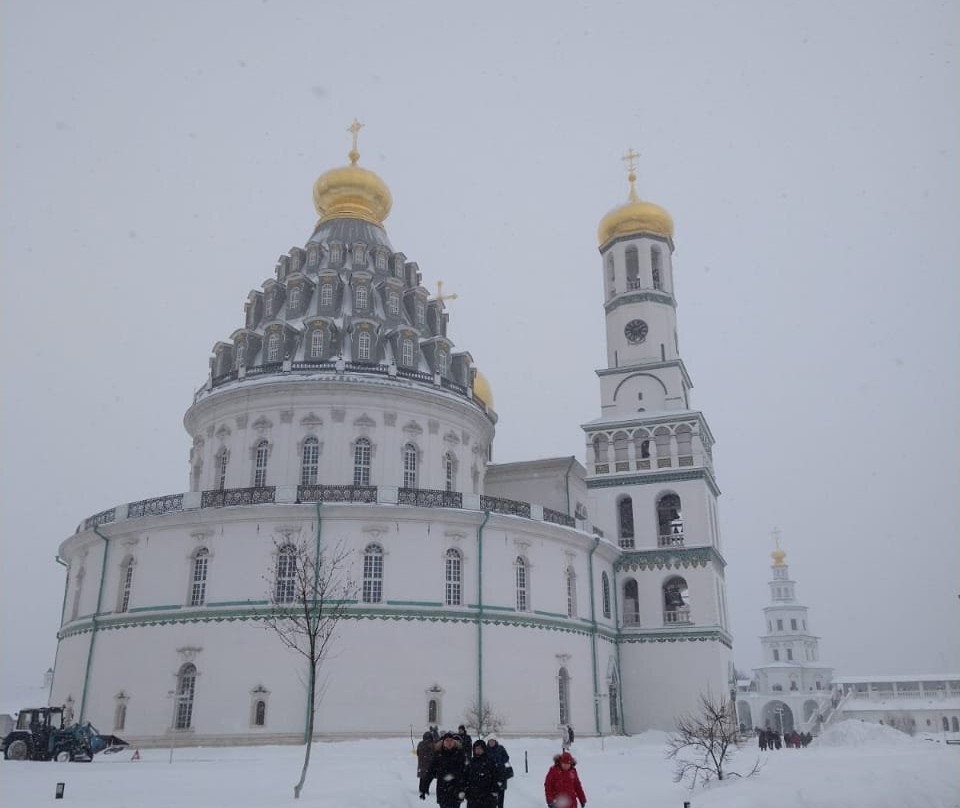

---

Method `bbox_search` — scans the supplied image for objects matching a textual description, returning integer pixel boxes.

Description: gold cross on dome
[621,147,640,201]
[770,526,782,549]
[347,118,364,165]
[432,280,458,305]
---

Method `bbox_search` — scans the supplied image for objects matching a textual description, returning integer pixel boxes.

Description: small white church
[49,130,734,746]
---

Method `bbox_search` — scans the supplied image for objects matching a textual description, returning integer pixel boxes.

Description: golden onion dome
[597,153,673,246]
[312,120,392,227]
[473,371,494,410]
[771,547,786,566]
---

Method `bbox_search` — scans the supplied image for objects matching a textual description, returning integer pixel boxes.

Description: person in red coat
[544,751,587,808]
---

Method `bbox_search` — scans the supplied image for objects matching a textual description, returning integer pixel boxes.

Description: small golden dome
[313,121,392,227]
[771,548,786,566]
[473,371,494,410]
[597,198,674,246]
[313,164,392,227]
[597,154,673,246]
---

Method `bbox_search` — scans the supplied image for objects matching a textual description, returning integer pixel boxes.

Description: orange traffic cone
[130,748,140,761]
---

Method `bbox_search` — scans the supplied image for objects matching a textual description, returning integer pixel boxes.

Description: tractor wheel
[4,739,29,760]
[54,748,73,763]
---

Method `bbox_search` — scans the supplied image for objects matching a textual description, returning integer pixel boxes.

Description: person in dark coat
[457,724,474,762]
[422,733,466,808]
[464,739,504,808]
[758,728,767,751]
[418,731,437,796]
[544,751,587,808]
[486,736,511,808]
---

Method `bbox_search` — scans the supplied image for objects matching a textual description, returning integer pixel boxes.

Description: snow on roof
[833,674,960,684]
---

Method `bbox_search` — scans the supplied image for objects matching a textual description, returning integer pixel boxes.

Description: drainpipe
[79,526,111,723]
[612,566,627,735]
[587,536,601,736]
[305,501,323,743]
[563,455,576,516]
[476,510,490,721]
[50,556,69,703]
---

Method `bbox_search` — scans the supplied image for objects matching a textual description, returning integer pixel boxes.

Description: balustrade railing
[297,484,377,503]
[127,494,184,519]
[543,507,575,527]
[480,495,531,518]
[398,488,463,508]
[84,508,116,531]
[663,607,692,625]
[658,533,685,548]
[622,612,641,626]
[201,486,276,508]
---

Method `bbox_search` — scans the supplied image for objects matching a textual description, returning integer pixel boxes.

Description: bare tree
[263,535,356,799]
[462,700,506,738]
[665,690,762,789]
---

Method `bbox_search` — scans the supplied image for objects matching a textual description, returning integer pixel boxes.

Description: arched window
[357,331,371,361]
[288,286,301,311]
[216,449,228,491]
[608,673,620,728]
[395,256,405,278]
[362,543,384,604]
[114,701,127,731]
[300,437,320,486]
[445,548,462,606]
[613,431,629,471]
[625,246,639,286]
[275,544,297,604]
[353,438,371,486]
[657,493,683,543]
[320,284,333,307]
[651,247,663,290]
[515,557,529,612]
[355,286,368,310]
[402,339,415,366]
[592,434,609,473]
[254,700,266,727]
[675,425,693,464]
[415,300,425,324]
[436,350,447,376]
[190,548,209,607]
[601,572,611,619]
[943,716,950,731]
[623,579,639,625]
[375,251,387,271]
[558,667,571,725]
[253,440,269,487]
[953,716,960,732]
[654,427,671,466]
[310,329,323,359]
[267,332,281,362]
[617,496,634,548]
[403,443,418,488]
[428,699,439,724]
[444,452,456,492]
[174,663,197,730]
[566,567,577,618]
[118,558,134,613]
[663,576,690,623]
[388,292,400,315]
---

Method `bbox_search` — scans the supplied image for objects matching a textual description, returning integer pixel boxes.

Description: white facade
[49,147,733,746]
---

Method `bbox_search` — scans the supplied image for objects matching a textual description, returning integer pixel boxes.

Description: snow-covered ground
[1,721,957,808]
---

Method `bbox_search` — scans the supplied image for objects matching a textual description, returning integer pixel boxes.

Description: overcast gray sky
[2,0,958,696]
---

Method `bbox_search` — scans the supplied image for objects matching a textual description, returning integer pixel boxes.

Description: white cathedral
[49,132,734,746]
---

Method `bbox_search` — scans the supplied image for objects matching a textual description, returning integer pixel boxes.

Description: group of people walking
[416,725,587,808]
[756,727,813,750]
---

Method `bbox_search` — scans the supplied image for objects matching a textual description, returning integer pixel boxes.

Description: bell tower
[585,151,733,730]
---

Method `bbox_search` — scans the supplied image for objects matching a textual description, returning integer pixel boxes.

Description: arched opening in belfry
[657,493,683,545]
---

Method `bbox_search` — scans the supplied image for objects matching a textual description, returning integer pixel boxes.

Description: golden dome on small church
[771,547,786,566]
[312,119,392,227]
[597,148,673,246]
[473,371,494,410]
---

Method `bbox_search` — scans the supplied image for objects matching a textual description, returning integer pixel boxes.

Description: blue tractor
[2,706,127,762]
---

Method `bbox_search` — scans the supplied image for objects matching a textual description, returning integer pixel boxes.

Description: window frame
[362,543,384,604]
[190,548,209,607]
[444,548,462,606]
[353,438,372,486]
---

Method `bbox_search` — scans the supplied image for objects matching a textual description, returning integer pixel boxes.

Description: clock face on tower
[624,319,648,344]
